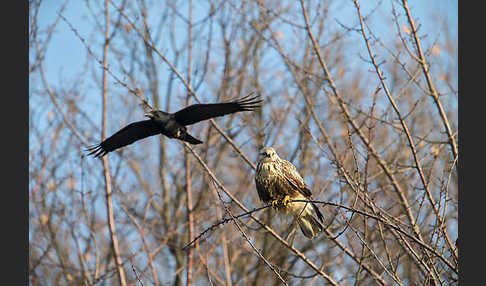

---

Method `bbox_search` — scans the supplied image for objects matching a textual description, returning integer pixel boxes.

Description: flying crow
[255,147,324,239]
[86,93,262,158]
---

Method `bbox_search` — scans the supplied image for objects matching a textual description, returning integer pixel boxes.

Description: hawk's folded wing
[280,159,313,198]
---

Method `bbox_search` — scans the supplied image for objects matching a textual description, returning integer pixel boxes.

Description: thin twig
[400,0,458,162]
[210,182,289,286]
[182,204,272,250]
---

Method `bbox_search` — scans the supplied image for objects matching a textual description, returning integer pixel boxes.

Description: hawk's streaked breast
[256,161,282,201]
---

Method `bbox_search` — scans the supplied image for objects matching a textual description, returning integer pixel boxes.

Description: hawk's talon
[271,196,290,209]
[271,199,280,208]
[282,195,290,207]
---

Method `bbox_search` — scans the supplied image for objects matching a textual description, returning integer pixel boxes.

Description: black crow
[86,93,262,158]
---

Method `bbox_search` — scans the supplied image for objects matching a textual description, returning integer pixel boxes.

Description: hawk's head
[257,147,279,163]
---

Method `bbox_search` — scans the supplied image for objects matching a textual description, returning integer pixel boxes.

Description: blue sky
[33,0,457,94]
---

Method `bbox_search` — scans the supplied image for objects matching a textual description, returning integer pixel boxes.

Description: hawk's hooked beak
[261,153,270,158]
[144,112,153,118]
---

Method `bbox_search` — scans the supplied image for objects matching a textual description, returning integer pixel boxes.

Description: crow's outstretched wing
[86,120,161,158]
[173,93,262,126]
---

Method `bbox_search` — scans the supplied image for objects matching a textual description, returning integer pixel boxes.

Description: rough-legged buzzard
[255,147,324,239]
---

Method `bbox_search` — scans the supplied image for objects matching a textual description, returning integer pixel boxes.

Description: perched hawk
[86,93,261,158]
[255,147,324,239]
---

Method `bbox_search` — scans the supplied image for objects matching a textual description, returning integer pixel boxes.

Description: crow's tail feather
[182,132,203,145]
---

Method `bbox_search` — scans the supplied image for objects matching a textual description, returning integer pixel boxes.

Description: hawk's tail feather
[298,214,324,239]
[312,202,324,222]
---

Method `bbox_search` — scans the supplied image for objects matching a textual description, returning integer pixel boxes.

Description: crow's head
[144,110,169,120]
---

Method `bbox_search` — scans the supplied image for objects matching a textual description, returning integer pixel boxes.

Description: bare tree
[29,0,458,285]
